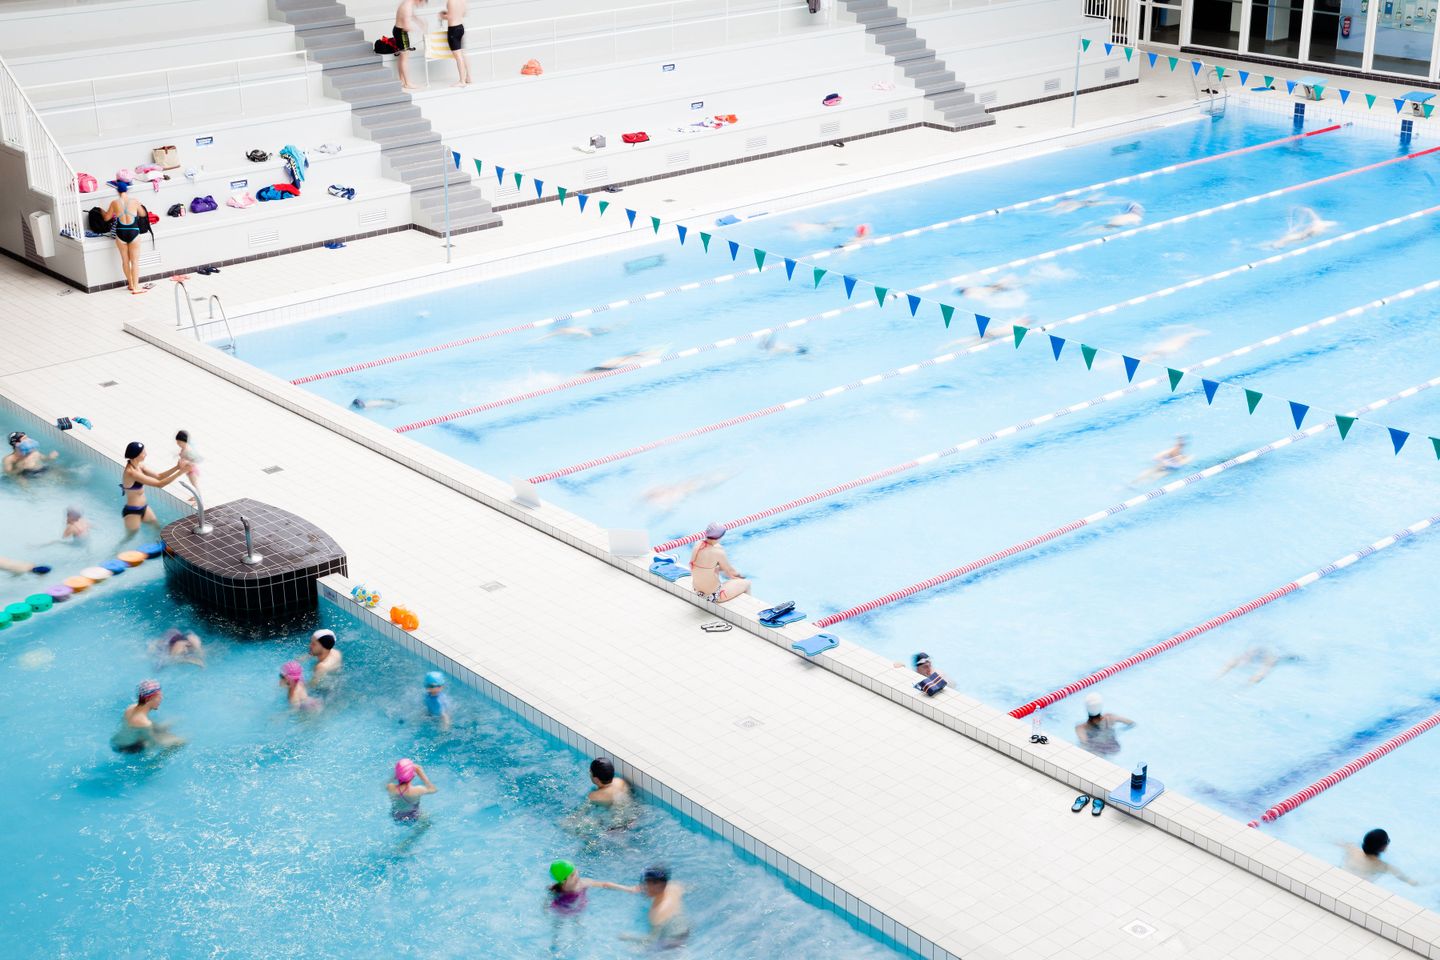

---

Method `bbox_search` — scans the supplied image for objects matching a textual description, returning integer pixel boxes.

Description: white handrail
[0,55,81,244]
[26,50,312,136]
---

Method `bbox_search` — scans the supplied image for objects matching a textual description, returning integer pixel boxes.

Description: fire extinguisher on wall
[1342,15,1353,36]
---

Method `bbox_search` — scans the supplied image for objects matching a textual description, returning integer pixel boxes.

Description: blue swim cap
[424,671,445,687]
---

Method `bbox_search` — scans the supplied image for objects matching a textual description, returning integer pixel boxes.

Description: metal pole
[441,142,453,263]
[1071,34,1081,128]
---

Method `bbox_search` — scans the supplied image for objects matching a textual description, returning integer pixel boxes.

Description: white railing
[1083,0,1140,44]
[356,0,836,85]
[0,56,81,243]
[25,51,312,138]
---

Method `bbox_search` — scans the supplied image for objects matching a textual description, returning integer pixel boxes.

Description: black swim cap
[590,757,615,784]
[124,441,144,460]
[643,865,670,885]
[175,429,189,443]
[7,431,22,447]
[1362,828,1390,856]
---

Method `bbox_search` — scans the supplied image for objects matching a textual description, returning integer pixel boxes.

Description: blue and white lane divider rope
[812,374,1440,629]
[522,201,1440,476]
[651,278,1440,551]
[294,126,1346,385]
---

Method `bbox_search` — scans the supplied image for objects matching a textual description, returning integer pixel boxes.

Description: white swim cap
[1084,693,1103,716]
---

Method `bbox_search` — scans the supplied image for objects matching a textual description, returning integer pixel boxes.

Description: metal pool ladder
[173,279,236,352]
[1191,65,1229,117]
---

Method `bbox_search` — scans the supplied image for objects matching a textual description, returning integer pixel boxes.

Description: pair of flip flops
[1072,794,1105,816]
[700,620,731,633]
[196,265,221,275]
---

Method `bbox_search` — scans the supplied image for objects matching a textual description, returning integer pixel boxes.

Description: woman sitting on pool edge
[689,522,750,603]
[120,441,186,533]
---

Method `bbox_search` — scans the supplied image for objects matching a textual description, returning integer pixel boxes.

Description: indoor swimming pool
[231,102,1440,900]
[0,416,910,959]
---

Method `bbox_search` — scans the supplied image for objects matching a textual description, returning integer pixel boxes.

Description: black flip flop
[1071,794,1090,813]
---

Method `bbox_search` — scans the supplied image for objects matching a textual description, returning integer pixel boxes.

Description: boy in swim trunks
[4,431,57,477]
[440,0,469,86]
[393,0,427,90]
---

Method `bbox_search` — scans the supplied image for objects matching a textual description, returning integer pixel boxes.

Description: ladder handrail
[173,280,236,352]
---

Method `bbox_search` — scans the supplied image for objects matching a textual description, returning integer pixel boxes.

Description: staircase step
[857,12,904,28]
[364,117,432,140]
[276,0,336,10]
[374,130,442,151]
[928,89,977,111]
[298,27,366,50]
[894,47,935,65]
[347,87,412,110]
[328,66,394,89]
[921,77,968,97]
[883,37,925,56]
[289,8,355,29]
[873,26,917,43]
[356,102,422,123]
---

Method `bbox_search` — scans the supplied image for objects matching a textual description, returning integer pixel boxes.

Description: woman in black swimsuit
[103,180,148,295]
[121,441,185,533]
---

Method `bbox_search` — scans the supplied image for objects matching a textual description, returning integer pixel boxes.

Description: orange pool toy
[64,576,94,592]
[390,605,419,631]
[117,550,147,567]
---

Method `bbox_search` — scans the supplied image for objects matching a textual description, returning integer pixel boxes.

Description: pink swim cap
[395,758,416,784]
[280,660,304,683]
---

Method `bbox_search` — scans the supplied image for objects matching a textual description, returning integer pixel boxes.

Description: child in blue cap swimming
[423,671,451,731]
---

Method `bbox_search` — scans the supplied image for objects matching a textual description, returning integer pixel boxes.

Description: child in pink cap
[388,759,437,821]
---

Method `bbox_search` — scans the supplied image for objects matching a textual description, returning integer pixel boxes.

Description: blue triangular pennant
[451,150,461,169]
[1289,401,1309,429]
[1049,335,1065,361]
[727,240,740,261]
[1339,88,1351,104]
[1147,52,1158,68]
[576,193,589,212]
[1122,356,1140,382]
[1285,79,1297,95]
[534,178,544,198]
[975,314,990,337]
[906,294,921,316]
[625,208,637,227]
[676,224,688,246]
[1202,379,1220,404]
[1238,70,1249,85]
[843,275,858,299]
[1191,60,1202,76]
[1390,427,1410,454]
[1104,42,1113,55]
[1395,98,1407,114]
[784,257,797,280]
[495,164,505,184]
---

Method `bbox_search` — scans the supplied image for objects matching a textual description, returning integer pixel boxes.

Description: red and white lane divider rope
[810,374,1440,630]
[1010,510,1440,720]
[651,279,1440,552]
[292,126,1344,386]
[523,203,1440,478]
[1250,702,1440,826]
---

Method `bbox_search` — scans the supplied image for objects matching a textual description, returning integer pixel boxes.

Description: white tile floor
[4,68,1437,959]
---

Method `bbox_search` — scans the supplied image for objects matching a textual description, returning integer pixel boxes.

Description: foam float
[2,542,166,631]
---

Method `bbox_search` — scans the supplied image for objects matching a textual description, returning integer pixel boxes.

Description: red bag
[621,132,650,145]
[147,211,160,224]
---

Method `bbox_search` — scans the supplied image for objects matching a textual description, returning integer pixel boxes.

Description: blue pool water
[237,104,1440,900]
[0,420,907,958]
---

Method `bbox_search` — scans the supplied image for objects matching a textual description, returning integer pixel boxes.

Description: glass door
[1143,1,1184,44]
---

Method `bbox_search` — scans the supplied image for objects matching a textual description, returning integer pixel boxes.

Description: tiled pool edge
[124,317,1440,958]
[318,578,937,960]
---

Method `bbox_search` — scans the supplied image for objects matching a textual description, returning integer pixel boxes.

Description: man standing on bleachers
[394,0,428,91]
[440,0,469,88]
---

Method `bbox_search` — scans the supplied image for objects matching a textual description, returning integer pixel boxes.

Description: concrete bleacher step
[838,0,992,131]
[272,0,499,234]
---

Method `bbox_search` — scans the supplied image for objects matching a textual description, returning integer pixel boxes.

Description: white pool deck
[5,68,1439,959]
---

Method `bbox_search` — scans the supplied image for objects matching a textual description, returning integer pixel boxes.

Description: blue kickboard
[1108,777,1166,810]
[760,609,806,628]
[792,633,838,657]
[649,556,690,582]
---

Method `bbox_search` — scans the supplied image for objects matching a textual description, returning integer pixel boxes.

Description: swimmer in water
[4,431,58,477]
[279,660,322,711]
[0,557,52,576]
[588,757,632,808]
[62,507,90,542]
[120,441,187,534]
[642,470,732,513]
[1140,327,1207,364]
[537,324,610,341]
[1097,202,1145,231]
[955,275,1024,303]
[154,628,205,668]
[547,860,632,913]
[309,629,342,684]
[588,347,665,372]
[619,865,690,947]
[759,331,810,356]
[1043,195,1119,214]
[1074,693,1134,757]
[111,679,185,753]
[350,398,402,411]
[1134,435,1190,485]
[1267,206,1337,249]
[422,671,451,731]
[388,758,437,822]
[1342,829,1417,885]
[788,218,845,238]
[1218,646,1300,685]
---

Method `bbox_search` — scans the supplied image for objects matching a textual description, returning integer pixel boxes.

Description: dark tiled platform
[162,499,346,616]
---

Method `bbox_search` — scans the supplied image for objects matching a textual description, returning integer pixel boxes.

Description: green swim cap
[549,860,575,884]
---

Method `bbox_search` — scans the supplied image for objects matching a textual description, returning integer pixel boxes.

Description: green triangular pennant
[1167,368,1184,392]
[874,286,888,307]
[699,231,711,252]
[651,216,662,235]
[1427,104,1436,119]
[813,267,827,288]
[1214,66,1226,80]
[473,159,483,177]
[1080,344,1097,369]
[1168,56,1179,71]
[939,304,955,328]
[1263,75,1274,88]
[598,200,610,216]
[1123,46,1133,61]
[754,249,767,270]
[556,186,567,205]
[1365,93,1377,109]
[1244,389,1263,414]
[514,171,523,189]
[1432,436,1440,459]
[1080,38,1091,51]
[1313,84,1324,99]
[1336,415,1357,439]
[1012,325,1028,348]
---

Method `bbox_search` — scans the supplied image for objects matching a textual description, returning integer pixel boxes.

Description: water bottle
[1131,762,1148,792]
